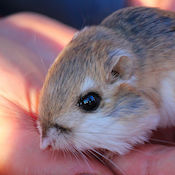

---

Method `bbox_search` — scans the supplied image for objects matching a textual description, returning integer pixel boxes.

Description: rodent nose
[40,136,51,150]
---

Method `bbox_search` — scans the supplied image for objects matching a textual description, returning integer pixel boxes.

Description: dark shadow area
[0,0,128,29]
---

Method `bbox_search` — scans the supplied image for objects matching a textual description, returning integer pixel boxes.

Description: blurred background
[0,0,175,29]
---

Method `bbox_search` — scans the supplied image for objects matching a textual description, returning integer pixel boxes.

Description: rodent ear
[106,50,134,83]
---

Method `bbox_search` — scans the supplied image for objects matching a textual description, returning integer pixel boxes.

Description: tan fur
[38,7,175,153]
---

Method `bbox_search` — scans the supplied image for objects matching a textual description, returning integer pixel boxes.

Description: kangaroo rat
[38,7,175,155]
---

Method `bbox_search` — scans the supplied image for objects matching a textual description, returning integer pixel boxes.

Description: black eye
[77,92,101,112]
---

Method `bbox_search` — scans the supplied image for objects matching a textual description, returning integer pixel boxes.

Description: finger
[0,13,113,175]
[0,99,113,175]
[131,0,175,11]
[113,145,175,175]
[5,12,76,47]
[0,13,76,115]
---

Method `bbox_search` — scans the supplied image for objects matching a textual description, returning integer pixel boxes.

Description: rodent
[38,7,175,155]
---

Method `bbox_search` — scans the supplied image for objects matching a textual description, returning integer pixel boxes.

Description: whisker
[40,56,48,72]
[32,32,49,72]
[50,148,57,161]
[63,146,73,161]
[78,150,93,173]
[74,131,130,137]
[87,149,106,165]
[62,148,66,160]
[78,139,127,175]
[73,130,175,148]
[72,139,108,171]
[149,138,175,146]
[71,149,78,161]
[0,94,36,118]
[91,148,127,175]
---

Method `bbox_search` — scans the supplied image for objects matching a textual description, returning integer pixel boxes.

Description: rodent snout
[39,124,72,150]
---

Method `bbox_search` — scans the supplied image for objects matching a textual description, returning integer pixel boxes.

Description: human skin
[131,0,175,10]
[0,12,175,175]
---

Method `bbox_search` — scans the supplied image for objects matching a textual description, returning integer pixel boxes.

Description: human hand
[131,0,175,10]
[0,12,175,175]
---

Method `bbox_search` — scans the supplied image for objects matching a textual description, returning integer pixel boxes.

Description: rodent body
[38,7,175,154]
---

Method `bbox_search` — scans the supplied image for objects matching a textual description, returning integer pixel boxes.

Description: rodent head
[38,26,159,154]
